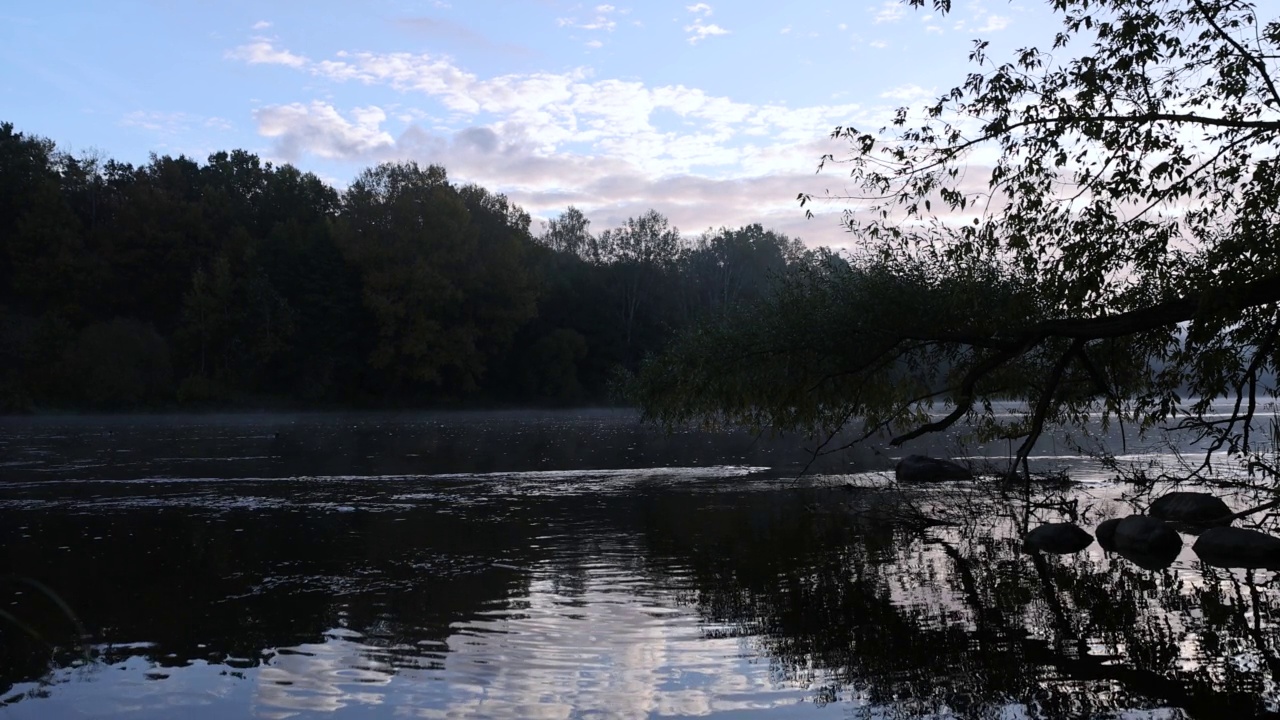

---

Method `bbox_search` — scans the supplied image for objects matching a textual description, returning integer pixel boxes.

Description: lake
[1,410,1279,719]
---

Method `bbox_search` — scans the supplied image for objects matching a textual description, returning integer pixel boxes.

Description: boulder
[1095,518,1121,551]
[1024,523,1094,554]
[895,455,973,483]
[1148,492,1232,526]
[1097,516,1181,568]
[1192,526,1280,569]
[1099,515,1182,555]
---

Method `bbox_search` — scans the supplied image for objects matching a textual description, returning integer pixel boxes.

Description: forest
[0,121,820,412]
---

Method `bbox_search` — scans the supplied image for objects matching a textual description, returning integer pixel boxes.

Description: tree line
[0,122,819,412]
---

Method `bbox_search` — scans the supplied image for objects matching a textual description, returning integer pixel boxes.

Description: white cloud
[976,15,1010,32]
[879,84,933,102]
[586,39,604,49]
[251,20,271,30]
[233,42,915,246]
[685,3,713,15]
[873,2,905,23]
[780,25,791,34]
[226,40,308,68]
[837,23,848,31]
[685,20,729,44]
[254,102,396,162]
[869,39,888,48]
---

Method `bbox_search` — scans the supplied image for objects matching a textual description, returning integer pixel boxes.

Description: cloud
[254,102,396,162]
[121,111,233,135]
[226,40,308,68]
[233,42,918,246]
[685,20,729,44]
[976,15,1010,32]
[251,20,271,30]
[396,16,534,56]
[879,84,933,102]
[558,4,622,34]
[873,2,905,23]
[685,3,713,15]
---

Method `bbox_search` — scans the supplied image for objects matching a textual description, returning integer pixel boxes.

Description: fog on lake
[2,410,1279,719]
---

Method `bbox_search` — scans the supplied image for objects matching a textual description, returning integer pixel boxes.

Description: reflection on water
[2,412,1280,718]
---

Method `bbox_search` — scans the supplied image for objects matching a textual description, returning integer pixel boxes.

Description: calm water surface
[1,410,1279,719]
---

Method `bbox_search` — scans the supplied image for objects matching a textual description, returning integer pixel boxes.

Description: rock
[1149,492,1232,526]
[1098,515,1182,555]
[1095,518,1121,551]
[1098,517,1181,568]
[1024,523,1094,554]
[1192,526,1280,569]
[895,455,972,483]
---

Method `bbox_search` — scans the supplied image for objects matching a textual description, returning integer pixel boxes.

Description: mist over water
[2,410,1279,719]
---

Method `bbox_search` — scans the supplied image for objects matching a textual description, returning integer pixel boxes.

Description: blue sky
[0,0,1055,247]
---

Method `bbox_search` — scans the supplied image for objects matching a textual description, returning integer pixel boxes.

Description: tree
[633,0,1280,480]
[539,206,594,258]
[679,224,807,318]
[337,162,537,395]
[592,210,683,352]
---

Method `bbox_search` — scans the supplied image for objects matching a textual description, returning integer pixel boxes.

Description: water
[1,410,1279,719]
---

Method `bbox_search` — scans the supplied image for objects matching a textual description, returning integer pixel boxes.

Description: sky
[0,0,1059,248]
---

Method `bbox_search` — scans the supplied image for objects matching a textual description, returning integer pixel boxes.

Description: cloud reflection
[252,568,810,718]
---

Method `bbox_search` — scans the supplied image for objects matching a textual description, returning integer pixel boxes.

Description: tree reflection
[643,485,1280,719]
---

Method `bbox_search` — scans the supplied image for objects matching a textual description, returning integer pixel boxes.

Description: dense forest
[0,121,824,412]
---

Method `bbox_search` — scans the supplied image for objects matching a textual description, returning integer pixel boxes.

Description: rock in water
[1149,492,1232,525]
[1095,518,1121,551]
[894,455,973,483]
[1109,515,1183,555]
[1193,526,1280,569]
[1024,523,1094,554]
[1097,516,1181,569]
